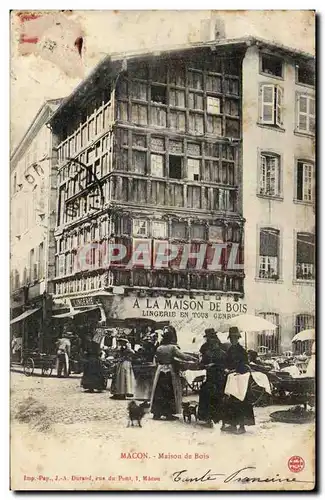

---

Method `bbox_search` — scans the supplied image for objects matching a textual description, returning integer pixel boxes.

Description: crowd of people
[53,324,259,435]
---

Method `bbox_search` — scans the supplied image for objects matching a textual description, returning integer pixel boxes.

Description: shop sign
[112,295,247,322]
[70,296,96,308]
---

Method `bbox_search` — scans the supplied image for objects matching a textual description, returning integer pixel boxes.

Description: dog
[182,401,198,423]
[127,401,150,427]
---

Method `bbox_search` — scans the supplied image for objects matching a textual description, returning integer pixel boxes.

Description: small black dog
[182,401,198,423]
[127,401,150,427]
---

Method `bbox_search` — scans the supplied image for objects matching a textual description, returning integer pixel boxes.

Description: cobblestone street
[10,369,315,491]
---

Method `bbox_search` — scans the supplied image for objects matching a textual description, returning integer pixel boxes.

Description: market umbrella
[219,314,277,349]
[291,329,315,343]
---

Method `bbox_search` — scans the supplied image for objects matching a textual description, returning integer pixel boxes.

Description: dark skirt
[223,396,255,426]
[198,378,225,423]
[81,358,106,391]
[151,371,176,417]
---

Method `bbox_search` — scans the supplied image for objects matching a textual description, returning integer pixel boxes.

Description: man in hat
[222,326,255,434]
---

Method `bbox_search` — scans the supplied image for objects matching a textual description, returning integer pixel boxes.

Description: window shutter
[276,87,283,127]
[298,95,308,131]
[260,84,275,124]
[260,155,266,193]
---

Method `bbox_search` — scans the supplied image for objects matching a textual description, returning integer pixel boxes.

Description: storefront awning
[10,307,41,325]
[52,306,99,319]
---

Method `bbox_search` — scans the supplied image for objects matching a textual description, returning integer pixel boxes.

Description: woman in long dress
[81,341,106,393]
[110,339,136,400]
[150,326,197,420]
[222,327,255,434]
[197,329,226,427]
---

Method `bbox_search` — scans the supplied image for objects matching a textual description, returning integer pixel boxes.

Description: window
[169,110,186,131]
[152,221,167,238]
[169,89,185,108]
[171,221,186,239]
[130,81,148,101]
[207,97,221,115]
[191,224,205,240]
[296,94,315,134]
[151,85,167,104]
[257,313,280,354]
[259,228,280,280]
[206,74,222,92]
[188,70,203,90]
[296,161,313,202]
[131,104,147,125]
[187,158,200,181]
[133,150,146,174]
[295,314,315,335]
[133,219,148,237]
[188,92,204,110]
[169,155,182,179]
[261,54,283,78]
[294,314,315,354]
[259,153,281,197]
[260,84,283,127]
[189,113,204,134]
[151,107,167,127]
[150,154,164,177]
[207,115,222,135]
[296,232,315,280]
[297,61,315,87]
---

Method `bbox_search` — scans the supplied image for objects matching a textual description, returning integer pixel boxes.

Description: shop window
[296,160,313,202]
[297,62,315,86]
[259,84,283,127]
[133,219,148,237]
[152,221,168,239]
[169,155,182,179]
[296,232,315,280]
[259,227,280,280]
[171,221,186,239]
[259,153,281,197]
[150,154,164,177]
[187,158,200,181]
[296,94,315,134]
[151,85,167,104]
[207,96,221,115]
[260,54,283,78]
[257,313,280,354]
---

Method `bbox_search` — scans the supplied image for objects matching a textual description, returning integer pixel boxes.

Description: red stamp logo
[288,456,305,473]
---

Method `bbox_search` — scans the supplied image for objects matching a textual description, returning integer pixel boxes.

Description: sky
[10,10,315,150]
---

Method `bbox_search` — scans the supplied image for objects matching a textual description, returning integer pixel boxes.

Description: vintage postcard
[10,10,316,491]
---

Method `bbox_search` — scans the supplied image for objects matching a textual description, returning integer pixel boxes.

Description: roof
[49,35,315,125]
[11,98,64,163]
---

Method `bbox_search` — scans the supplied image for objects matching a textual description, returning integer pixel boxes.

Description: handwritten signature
[171,467,314,484]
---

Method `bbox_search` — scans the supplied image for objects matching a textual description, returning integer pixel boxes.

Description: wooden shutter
[276,86,283,127]
[260,84,275,124]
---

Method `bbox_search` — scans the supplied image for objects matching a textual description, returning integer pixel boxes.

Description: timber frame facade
[49,41,248,301]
